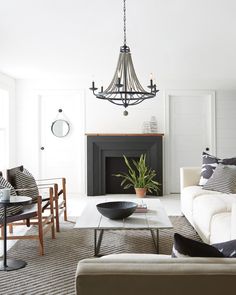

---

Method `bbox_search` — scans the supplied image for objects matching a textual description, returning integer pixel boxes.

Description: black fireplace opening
[105,156,139,194]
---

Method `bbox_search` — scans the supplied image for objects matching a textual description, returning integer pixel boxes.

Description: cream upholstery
[76,255,236,295]
[181,167,236,244]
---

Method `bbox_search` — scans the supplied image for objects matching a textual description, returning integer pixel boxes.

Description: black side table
[0,196,32,271]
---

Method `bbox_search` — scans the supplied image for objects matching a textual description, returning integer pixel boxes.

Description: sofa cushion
[203,164,236,194]
[213,239,236,257]
[192,194,230,242]
[181,186,221,221]
[210,212,231,244]
[172,233,224,258]
[101,254,170,261]
[199,152,236,186]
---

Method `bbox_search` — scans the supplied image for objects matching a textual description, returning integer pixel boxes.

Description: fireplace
[105,156,139,194]
[86,134,164,196]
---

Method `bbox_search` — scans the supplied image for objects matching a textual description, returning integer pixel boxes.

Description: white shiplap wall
[216,90,236,158]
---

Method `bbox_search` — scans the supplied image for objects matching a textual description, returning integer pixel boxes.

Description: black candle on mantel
[101,86,104,92]
[92,81,95,89]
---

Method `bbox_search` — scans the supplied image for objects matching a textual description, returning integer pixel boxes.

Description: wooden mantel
[85,133,164,137]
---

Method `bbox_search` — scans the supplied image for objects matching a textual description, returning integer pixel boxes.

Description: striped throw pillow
[15,170,39,203]
[0,177,23,220]
[199,152,236,186]
[203,164,236,194]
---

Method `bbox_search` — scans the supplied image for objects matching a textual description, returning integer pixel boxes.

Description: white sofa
[180,167,236,244]
[76,254,236,295]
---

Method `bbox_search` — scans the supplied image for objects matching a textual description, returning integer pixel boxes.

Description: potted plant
[114,154,160,197]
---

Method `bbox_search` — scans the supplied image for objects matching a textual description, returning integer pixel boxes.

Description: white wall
[0,72,16,169]
[216,90,236,158]
[15,78,236,195]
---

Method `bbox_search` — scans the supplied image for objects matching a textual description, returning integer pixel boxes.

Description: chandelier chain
[123,0,126,45]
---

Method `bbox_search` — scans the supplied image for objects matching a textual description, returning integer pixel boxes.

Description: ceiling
[0,0,236,81]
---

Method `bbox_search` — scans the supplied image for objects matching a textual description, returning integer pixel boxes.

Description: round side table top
[0,196,32,207]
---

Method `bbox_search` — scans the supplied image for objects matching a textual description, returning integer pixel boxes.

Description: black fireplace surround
[87,134,163,196]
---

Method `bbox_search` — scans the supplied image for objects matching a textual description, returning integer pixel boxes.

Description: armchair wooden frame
[6,166,67,233]
[36,177,67,232]
[0,183,55,255]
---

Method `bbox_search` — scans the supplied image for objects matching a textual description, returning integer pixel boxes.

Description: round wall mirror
[51,119,70,138]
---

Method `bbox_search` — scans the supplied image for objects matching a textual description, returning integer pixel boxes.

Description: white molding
[164,90,216,194]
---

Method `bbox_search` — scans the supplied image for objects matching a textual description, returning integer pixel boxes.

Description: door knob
[205,147,210,151]
[40,147,45,150]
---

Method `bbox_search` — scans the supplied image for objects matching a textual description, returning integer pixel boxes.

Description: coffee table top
[74,198,173,230]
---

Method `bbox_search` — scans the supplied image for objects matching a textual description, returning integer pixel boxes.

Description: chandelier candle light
[89,0,159,116]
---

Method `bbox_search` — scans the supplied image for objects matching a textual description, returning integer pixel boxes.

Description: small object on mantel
[150,116,158,133]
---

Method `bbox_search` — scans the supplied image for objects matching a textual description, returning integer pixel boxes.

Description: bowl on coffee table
[96,201,137,220]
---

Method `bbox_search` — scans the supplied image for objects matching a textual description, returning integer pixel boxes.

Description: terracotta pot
[135,188,147,198]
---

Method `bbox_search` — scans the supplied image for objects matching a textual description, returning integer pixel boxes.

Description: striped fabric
[199,152,236,186]
[203,164,236,194]
[15,169,39,203]
[0,177,23,220]
[0,217,200,295]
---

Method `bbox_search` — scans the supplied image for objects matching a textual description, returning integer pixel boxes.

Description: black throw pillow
[172,233,224,258]
[213,239,236,257]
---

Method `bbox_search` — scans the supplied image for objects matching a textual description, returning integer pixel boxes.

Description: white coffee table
[74,198,173,256]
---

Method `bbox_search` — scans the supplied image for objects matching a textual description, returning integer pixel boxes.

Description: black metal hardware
[89,0,158,115]
[40,147,45,151]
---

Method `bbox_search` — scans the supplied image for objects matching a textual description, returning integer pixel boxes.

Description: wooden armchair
[0,171,55,255]
[7,166,67,232]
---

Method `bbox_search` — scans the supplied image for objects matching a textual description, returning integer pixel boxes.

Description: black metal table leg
[0,204,27,271]
[94,229,104,257]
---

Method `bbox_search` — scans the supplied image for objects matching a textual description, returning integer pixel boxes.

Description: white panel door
[166,91,215,193]
[39,91,85,195]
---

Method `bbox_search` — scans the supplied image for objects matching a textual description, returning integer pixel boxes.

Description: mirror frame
[51,119,70,138]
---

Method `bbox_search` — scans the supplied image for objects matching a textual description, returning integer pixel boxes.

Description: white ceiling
[0,0,236,81]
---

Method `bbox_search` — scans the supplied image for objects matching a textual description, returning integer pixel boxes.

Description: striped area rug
[0,216,200,295]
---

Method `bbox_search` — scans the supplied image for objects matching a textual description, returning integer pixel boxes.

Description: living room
[0,0,236,294]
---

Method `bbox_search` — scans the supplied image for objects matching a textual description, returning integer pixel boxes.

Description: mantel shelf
[85,133,164,137]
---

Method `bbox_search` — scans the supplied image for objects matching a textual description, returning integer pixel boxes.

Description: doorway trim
[164,90,216,194]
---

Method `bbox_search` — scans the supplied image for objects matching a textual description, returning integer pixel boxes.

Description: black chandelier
[90,0,159,116]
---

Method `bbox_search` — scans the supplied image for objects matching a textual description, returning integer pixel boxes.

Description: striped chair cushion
[15,169,39,203]
[0,177,23,220]
[203,164,236,194]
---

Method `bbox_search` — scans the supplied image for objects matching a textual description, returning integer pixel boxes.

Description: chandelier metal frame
[90,0,158,114]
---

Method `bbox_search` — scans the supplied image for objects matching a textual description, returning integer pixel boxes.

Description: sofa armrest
[180,167,201,191]
[231,203,236,240]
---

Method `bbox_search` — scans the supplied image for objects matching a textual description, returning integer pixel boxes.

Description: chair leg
[49,187,55,239]
[62,178,67,221]
[37,196,44,255]
[9,223,13,234]
[54,183,60,232]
